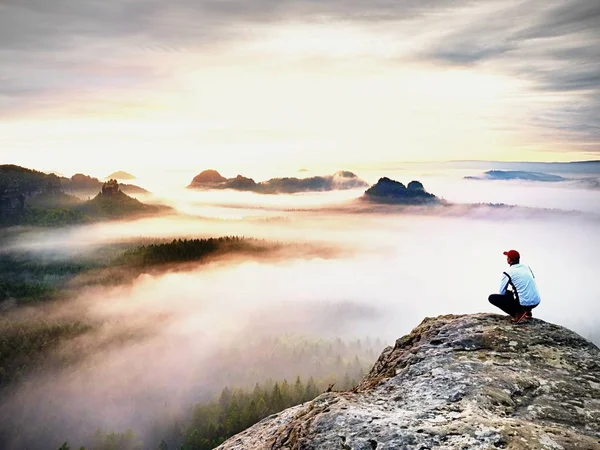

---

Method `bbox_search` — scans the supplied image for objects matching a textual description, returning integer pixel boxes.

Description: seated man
[489,250,541,323]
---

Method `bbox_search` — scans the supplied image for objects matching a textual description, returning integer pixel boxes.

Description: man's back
[502,263,541,306]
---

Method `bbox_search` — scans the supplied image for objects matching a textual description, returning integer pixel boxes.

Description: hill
[1,166,166,226]
[105,171,136,180]
[27,190,81,209]
[362,177,439,204]
[465,170,566,182]
[75,183,165,219]
[190,169,227,185]
[218,313,600,449]
[0,165,148,197]
[0,164,62,196]
[1,165,74,225]
[188,170,369,193]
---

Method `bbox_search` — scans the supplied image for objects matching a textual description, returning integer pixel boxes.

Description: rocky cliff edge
[218,313,600,450]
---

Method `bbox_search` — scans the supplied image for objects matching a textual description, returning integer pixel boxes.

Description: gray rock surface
[217,314,600,450]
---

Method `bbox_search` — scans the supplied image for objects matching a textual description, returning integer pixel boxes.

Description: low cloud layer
[1,176,599,448]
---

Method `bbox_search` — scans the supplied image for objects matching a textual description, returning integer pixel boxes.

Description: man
[488,250,541,323]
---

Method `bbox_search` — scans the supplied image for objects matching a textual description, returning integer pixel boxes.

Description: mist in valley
[1,170,599,449]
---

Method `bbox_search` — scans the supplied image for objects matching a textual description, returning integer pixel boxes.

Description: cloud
[0,0,598,154]
[1,178,600,447]
[418,0,600,149]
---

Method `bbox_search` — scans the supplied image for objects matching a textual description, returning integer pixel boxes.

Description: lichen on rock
[217,313,600,450]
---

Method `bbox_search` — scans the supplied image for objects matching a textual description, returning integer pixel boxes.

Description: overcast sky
[0,0,598,175]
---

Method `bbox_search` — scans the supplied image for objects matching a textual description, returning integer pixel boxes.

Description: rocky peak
[191,169,227,185]
[407,180,425,191]
[101,179,120,196]
[362,177,438,204]
[218,314,600,450]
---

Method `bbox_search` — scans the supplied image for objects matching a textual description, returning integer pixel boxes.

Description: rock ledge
[218,313,600,450]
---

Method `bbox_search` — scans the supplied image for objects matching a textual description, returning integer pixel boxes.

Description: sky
[0,0,599,175]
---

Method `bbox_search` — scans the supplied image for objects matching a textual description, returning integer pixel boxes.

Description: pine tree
[270,383,284,413]
[293,376,304,403]
[241,399,258,429]
[304,377,319,402]
[183,429,202,450]
[225,402,241,437]
[219,387,232,410]
[256,397,268,419]
[280,379,291,405]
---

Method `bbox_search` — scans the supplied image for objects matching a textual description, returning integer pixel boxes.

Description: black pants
[488,291,537,317]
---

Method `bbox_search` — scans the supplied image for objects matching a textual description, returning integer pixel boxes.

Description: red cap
[503,250,520,260]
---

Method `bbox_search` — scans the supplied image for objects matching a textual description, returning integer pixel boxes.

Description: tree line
[0,237,265,305]
[118,237,269,266]
[59,373,364,450]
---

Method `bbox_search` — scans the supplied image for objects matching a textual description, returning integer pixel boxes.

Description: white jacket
[499,263,541,306]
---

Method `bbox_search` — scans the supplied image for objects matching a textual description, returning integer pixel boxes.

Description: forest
[0,237,283,385]
[3,328,376,449]
[59,370,368,450]
[0,237,273,305]
[0,232,381,450]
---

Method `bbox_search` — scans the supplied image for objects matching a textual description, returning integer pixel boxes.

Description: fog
[1,170,600,448]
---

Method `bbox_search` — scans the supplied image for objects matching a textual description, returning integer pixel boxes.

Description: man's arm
[499,273,510,294]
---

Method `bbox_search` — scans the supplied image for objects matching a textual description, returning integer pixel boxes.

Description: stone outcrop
[362,177,439,205]
[190,169,228,185]
[101,179,120,196]
[218,314,600,450]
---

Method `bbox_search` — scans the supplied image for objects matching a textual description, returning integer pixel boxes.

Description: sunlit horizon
[2,0,599,174]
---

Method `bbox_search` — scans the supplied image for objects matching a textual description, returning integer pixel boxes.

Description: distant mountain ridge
[451,160,600,174]
[188,170,369,194]
[0,165,148,197]
[465,170,566,182]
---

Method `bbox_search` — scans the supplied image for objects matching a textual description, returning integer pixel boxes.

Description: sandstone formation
[362,177,439,205]
[190,169,228,185]
[218,314,600,450]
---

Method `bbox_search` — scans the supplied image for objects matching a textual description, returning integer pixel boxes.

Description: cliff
[218,314,600,450]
